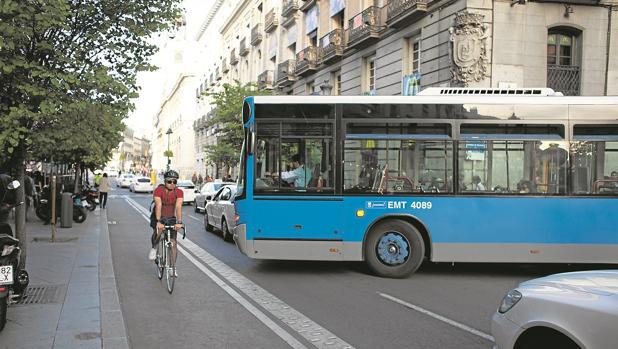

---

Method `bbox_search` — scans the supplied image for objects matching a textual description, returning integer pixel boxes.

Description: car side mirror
[206,195,212,201]
[194,189,199,193]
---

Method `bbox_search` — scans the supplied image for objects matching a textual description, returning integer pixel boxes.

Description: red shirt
[153,186,183,218]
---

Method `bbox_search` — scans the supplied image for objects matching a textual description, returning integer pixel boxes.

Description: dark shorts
[151,217,177,247]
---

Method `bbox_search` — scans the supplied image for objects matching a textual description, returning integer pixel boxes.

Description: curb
[99,209,130,349]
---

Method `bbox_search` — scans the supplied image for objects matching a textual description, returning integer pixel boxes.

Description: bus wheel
[365,220,424,278]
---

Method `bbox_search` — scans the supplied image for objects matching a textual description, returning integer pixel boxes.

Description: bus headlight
[498,290,522,314]
[356,209,365,217]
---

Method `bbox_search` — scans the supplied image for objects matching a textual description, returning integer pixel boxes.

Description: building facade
[199,0,616,97]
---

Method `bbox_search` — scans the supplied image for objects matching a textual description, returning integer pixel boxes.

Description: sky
[125,0,214,139]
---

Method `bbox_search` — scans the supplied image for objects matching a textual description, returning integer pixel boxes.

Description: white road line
[123,197,353,349]
[378,293,494,342]
[189,215,201,222]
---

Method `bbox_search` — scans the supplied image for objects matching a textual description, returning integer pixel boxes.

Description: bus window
[571,124,618,195]
[458,140,568,194]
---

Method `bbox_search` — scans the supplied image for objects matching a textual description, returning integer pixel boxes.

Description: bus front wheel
[365,220,424,278]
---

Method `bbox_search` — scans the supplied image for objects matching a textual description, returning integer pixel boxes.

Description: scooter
[80,184,98,212]
[0,175,30,332]
[35,186,88,223]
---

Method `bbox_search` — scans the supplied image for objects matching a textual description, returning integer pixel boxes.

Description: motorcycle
[0,175,30,332]
[35,185,88,223]
[80,185,98,212]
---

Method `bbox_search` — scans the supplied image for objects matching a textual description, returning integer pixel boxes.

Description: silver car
[492,270,618,349]
[204,185,237,242]
[193,182,234,213]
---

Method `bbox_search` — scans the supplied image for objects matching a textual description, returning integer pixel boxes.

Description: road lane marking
[189,215,201,222]
[378,293,494,342]
[123,196,354,349]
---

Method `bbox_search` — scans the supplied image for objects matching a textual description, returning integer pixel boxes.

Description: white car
[204,185,237,241]
[117,174,135,188]
[492,270,618,349]
[194,182,235,213]
[176,180,196,204]
[129,177,153,193]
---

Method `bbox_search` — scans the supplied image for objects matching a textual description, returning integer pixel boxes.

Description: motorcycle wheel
[73,207,87,223]
[86,199,96,211]
[0,296,7,332]
[36,205,49,221]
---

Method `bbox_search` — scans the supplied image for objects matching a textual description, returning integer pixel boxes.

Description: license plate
[0,265,13,285]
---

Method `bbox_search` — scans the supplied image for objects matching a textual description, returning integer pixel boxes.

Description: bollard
[61,192,73,228]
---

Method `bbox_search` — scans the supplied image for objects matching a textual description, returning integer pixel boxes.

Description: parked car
[491,270,618,349]
[204,185,237,241]
[194,182,235,213]
[176,180,196,204]
[117,174,135,188]
[129,177,153,193]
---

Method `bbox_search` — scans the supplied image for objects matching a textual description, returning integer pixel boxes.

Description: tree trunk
[14,149,27,270]
[74,164,81,194]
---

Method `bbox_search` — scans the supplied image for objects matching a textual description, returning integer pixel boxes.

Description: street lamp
[166,127,173,171]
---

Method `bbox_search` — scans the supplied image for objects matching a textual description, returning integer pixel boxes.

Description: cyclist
[148,170,183,277]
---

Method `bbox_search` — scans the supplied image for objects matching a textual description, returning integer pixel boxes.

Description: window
[308,29,317,47]
[255,121,335,194]
[458,123,568,194]
[364,55,376,94]
[331,70,342,96]
[344,122,453,194]
[571,125,618,195]
[332,9,345,29]
[404,36,421,75]
[306,81,315,95]
[547,27,581,96]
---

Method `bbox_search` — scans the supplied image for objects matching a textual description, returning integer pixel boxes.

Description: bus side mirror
[247,123,255,155]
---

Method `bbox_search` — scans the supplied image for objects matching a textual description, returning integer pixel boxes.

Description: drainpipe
[604,6,613,96]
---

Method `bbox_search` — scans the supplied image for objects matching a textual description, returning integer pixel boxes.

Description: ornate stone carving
[449,11,489,85]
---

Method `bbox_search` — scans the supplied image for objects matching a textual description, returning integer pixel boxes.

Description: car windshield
[213,184,222,191]
[177,181,194,188]
[137,178,150,183]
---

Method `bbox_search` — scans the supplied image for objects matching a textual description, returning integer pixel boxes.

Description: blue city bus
[233,88,618,278]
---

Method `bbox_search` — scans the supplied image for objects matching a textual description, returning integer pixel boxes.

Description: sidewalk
[0,208,129,349]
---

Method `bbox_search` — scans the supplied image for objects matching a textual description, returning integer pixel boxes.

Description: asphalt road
[105,185,610,349]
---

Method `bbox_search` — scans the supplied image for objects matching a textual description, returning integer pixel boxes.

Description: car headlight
[498,289,522,314]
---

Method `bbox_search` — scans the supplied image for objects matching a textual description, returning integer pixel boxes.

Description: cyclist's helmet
[164,170,179,180]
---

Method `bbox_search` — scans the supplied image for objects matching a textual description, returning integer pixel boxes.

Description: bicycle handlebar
[161,224,186,239]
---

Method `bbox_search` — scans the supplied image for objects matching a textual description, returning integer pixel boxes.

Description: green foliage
[204,80,270,168]
[163,150,174,158]
[0,0,182,170]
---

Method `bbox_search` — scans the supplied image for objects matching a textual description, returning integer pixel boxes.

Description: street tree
[0,0,182,267]
[204,80,270,176]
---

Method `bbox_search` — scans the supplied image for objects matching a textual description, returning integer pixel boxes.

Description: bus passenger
[471,175,485,191]
[281,154,312,188]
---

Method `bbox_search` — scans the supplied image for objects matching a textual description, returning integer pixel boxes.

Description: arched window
[547,27,581,95]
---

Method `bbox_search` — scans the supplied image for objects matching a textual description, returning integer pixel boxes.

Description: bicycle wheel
[165,243,175,293]
[156,237,164,280]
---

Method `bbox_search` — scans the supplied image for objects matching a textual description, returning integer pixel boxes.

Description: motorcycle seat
[0,233,19,246]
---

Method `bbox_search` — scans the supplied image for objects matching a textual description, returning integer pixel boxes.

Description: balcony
[300,0,317,12]
[386,0,428,28]
[265,8,278,33]
[258,70,274,90]
[222,58,229,73]
[295,46,319,76]
[230,49,239,65]
[276,59,297,86]
[215,67,221,81]
[239,38,250,56]
[347,6,383,50]
[281,0,299,27]
[209,74,215,86]
[320,28,345,64]
[547,65,580,96]
[251,24,263,46]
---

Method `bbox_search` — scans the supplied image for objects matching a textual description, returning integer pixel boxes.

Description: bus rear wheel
[365,220,424,278]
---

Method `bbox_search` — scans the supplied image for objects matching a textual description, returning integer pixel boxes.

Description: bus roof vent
[417,87,563,96]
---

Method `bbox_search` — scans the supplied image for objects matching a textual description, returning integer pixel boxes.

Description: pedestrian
[24,172,35,221]
[197,174,203,186]
[94,172,102,188]
[99,173,110,209]
[191,172,198,185]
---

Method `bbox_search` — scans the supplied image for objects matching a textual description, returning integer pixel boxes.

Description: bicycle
[154,222,186,294]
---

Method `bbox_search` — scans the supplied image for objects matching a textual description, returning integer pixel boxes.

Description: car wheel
[194,200,199,213]
[204,211,212,232]
[221,218,233,242]
[364,219,424,278]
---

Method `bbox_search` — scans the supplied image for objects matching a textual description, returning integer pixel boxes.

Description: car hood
[521,270,618,296]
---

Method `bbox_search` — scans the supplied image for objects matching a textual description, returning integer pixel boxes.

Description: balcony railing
[547,65,580,96]
[258,70,274,90]
[320,28,345,64]
[209,74,215,86]
[276,59,297,86]
[386,0,428,28]
[251,24,263,46]
[300,0,317,12]
[222,58,229,73]
[230,49,239,65]
[281,0,299,27]
[265,8,278,33]
[215,67,221,80]
[295,46,319,76]
[348,6,383,49]
[239,38,250,56]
